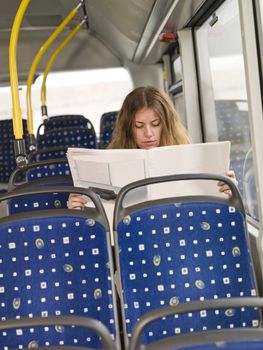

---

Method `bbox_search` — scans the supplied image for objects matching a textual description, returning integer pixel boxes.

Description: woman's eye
[135,124,144,128]
[152,121,161,127]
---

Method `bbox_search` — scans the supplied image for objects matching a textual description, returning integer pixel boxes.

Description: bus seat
[0,186,119,349]
[113,174,260,348]
[7,160,73,214]
[175,338,263,350]
[29,146,68,161]
[7,186,71,214]
[100,111,117,130]
[8,159,72,189]
[100,124,116,149]
[27,162,71,181]
[37,126,97,150]
[37,114,95,138]
[0,119,29,184]
[0,316,116,350]
[99,111,117,149]
[129,299,263,350]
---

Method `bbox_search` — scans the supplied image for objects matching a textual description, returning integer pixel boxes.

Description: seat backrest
[0,119,28,183]
[0,186,119,349]
[175,339,263,350]
[37,126,97,150]
[7,187,71,214]
[27,162,71,181]
[100,124,116,149]
[8,157,71,184]
[129,303,263,350]
[29,147,68,162]
[0,316,117,350]
[37,115,95,137]
[99,112,117,149]
[113,174,260,347]
[9,158,71,185]
[7,160,73,214]
[100,111,117,131]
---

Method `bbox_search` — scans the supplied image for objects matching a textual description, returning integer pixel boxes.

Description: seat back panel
[116,201,259,343]
[0,215,116,348]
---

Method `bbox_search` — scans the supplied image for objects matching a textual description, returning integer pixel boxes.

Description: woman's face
[133,108,162,149]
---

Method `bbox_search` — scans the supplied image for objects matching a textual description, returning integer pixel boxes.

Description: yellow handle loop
[41,20,84,110]
[9,0,31,139]
[26,3,82,134]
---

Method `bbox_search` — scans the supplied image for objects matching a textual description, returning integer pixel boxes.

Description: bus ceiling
[0,0,209,84]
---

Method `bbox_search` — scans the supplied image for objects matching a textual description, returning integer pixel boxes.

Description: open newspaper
[67,141,231,202]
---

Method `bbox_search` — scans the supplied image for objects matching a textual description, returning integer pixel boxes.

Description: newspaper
[67,141,231,200]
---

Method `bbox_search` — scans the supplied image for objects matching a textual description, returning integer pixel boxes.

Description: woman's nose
[144,125,153,137]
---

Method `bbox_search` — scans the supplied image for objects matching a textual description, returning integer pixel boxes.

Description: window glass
[260,0,263,29]
[173,93,186,126]
[195,0,258,220]
[171,56,186,126]
[0,68,133,136]
[173,56,183,82]
[259,0,263,79]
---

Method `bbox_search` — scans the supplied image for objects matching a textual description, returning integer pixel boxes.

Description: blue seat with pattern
[0,119,29,184]
[176,339,263,350]
[113,174,261,348]
[0,316,116,350]
[7,160,73,214]
[99,111,117,149]
[129,298,263,350]
[0,186,119,349]
[100,125,116,149]
[27,162,70,181]
[37,126,97,150]
[29,146,68,162]
[7,185,71,214]
[9,157,71,184]
[100,111,117,130]
[37,114,95,138]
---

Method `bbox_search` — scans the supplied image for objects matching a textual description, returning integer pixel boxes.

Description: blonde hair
[108,86,191,149]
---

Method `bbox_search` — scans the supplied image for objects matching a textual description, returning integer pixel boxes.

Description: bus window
[259,0,263,80]
[173,92,185,125]
[36,67,133,135]
[170,56,186,126]
[0,67,133,137]
[195,0,258,220]
[260,0,263,37]
[173,56,183,82]
[243,148,259,221]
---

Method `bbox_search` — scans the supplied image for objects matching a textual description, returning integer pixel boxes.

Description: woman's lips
[143,140,157,147]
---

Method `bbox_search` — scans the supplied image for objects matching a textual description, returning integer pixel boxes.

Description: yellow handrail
[26,2,83,135]
[9,0,31,140]
[41,19,85,118]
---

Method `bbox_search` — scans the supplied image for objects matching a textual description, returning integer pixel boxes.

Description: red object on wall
[159,32,177,43]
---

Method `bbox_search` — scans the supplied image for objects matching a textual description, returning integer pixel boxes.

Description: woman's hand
[67,193,87,210]
[217,170,238,197]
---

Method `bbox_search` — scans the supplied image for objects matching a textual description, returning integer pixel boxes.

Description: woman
[68,86,236,209]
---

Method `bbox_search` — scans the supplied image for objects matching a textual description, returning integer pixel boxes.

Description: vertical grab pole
[9,0,31,167]
[26,1,83,150]
[41,19,86,119]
